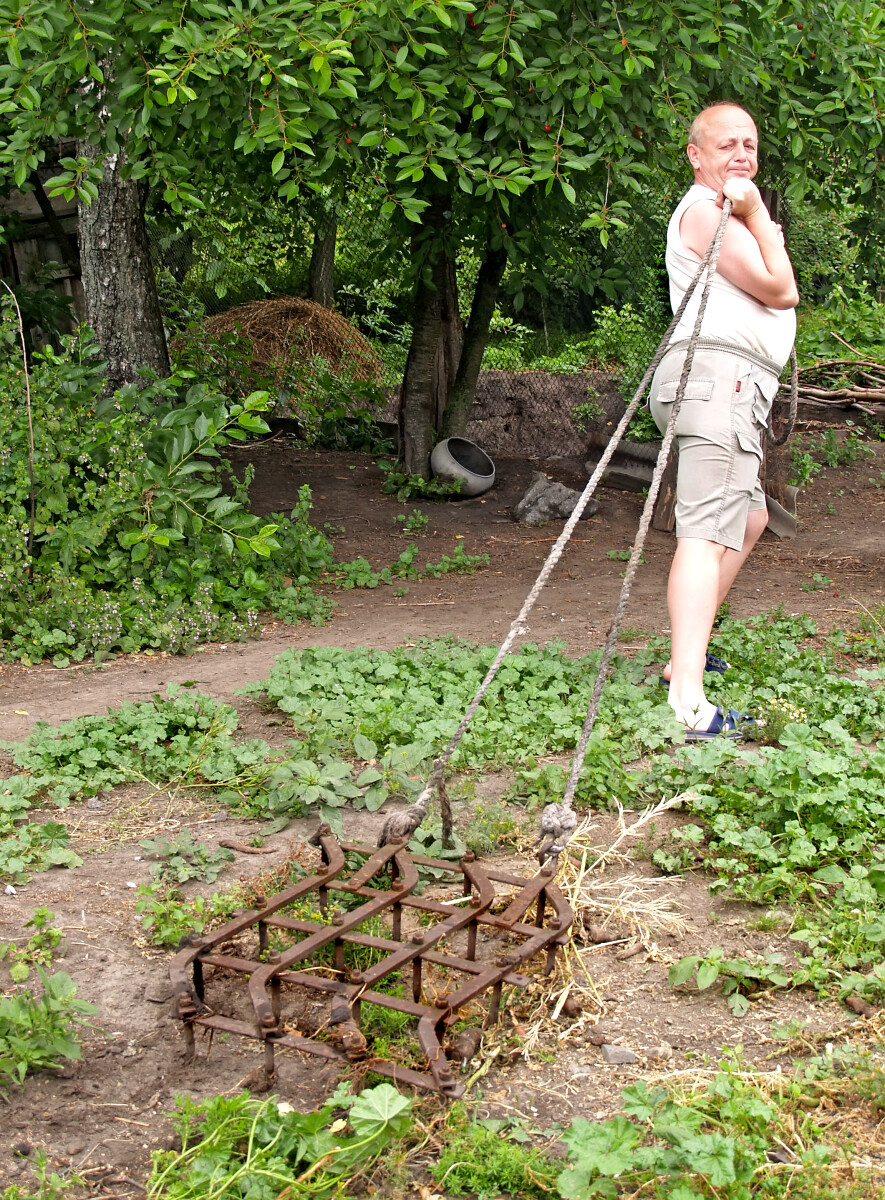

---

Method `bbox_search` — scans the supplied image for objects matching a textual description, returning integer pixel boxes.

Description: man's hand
[720,178,763,220]
[682,181,798,308]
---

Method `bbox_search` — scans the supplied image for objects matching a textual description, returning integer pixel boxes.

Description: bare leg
[662,506,768,700]
[665,537,726,728]
[715,506,768,606]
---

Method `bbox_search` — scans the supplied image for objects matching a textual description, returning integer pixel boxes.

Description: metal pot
[430,437,496,497]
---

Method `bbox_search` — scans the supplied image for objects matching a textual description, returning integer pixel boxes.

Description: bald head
[689,103,755,148]
[686,104,759,192]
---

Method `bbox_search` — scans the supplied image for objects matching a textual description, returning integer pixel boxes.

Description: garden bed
[2,429,885,1197]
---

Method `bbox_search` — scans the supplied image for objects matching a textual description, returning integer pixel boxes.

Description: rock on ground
[513,472,599,525]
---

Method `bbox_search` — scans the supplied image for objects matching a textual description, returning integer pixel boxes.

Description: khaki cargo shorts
[648,343,780,552]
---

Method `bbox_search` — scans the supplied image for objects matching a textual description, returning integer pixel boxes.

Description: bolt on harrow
[170,826,573,1099]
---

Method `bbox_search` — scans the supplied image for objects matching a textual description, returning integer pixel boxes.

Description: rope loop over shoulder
[766,346,799,447]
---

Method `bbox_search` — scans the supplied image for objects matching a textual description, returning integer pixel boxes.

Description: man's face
[687,107,758,192]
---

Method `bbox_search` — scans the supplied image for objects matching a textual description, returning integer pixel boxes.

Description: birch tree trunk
[77,142,169,393]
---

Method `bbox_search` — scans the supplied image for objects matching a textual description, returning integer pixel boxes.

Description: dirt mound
[204,297,382,382]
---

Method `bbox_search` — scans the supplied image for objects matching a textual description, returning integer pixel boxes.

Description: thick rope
[767,346,799,447]
[560,201,733,811]
[426,202,735,844]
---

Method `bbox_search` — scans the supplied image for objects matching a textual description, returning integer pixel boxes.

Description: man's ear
[686,143,701,170]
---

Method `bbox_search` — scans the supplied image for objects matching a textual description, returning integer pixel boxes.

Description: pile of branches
[796,358,885,419]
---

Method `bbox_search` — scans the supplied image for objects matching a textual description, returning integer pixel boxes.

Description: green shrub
[0,315,335,664]
[788,200,862,304]
[796,286,885,362]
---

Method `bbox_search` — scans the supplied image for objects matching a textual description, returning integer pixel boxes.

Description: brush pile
[797,358,885,418]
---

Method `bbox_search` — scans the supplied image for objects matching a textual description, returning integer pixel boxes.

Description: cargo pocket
[649,376,717,438]
[733,428,763,497]
[752,376,779,428]
[654,377,715,406]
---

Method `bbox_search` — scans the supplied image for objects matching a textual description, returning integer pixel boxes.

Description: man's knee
[745,505,769,545]
[674,535,729,564]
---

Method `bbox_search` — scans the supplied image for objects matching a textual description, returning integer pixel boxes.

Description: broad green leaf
[695,961,720,991]
[668,956,699,987]
[349,1083,411,1137]
[354,733,378,760]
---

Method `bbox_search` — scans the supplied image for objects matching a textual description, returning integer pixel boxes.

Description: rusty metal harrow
[170,829,573,1099]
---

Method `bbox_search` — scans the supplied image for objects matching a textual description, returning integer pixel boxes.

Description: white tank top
[666,184,796,368]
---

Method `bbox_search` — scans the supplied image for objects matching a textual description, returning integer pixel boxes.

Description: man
[648,102,799,739]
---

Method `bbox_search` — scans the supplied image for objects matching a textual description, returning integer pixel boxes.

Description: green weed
[571,397,606,431]
[1,1150,84,1200]
[328,542,487,589]
[670,947,792,1017]
[147,1083,411,1200]
[746,910,785,933]
[626,406,662,443]
[134,883,239,948]
[393,510,429,535]
[0,787,81,882]
[788,445,822,487]
[0,971,97,1092]
[814,427,874,469]
[0,909,63,983]
[430,1105,559,1197]
[377,462,463,501]
[462,802,519,854]
[800,572,833,593]
[559,1065,874,1199]
[139,832,235,885]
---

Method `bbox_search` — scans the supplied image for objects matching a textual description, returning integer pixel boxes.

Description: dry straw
[203,297,382,382]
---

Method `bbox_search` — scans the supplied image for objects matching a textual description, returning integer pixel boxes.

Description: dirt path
[3,437,883,740]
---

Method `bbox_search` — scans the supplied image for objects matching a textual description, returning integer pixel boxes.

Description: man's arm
[680,181,799,309]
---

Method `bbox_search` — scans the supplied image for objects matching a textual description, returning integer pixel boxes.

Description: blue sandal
[660,652,730,687]
[684,706,753,743]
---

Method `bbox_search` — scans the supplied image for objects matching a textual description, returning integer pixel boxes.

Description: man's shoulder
[674,183,717,215]
[675,185,720,235]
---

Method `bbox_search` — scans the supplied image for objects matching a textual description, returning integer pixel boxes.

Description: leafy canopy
[2,0,884,232]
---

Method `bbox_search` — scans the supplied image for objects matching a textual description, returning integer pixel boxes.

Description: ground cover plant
[5,610,885,1013]
[146,1082,412,1200]
[3,602,885,1195]
[140,1050,885,1199]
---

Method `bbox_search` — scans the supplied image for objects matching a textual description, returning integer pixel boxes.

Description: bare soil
[1,424,884,1196]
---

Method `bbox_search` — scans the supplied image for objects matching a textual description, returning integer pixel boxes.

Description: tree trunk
[431,244,463,432]
[308,218,336,308]
[399,266,443,476]
[441,244,507,438]
[398,193,463,476]
[77,142,170,393]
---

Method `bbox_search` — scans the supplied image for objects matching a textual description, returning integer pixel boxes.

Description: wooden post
[652,448,678,532]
